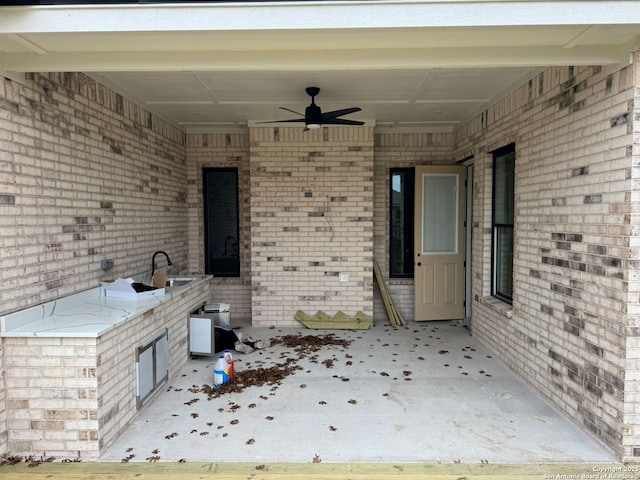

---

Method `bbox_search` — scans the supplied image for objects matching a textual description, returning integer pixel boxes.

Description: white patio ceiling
[1,1,640,133]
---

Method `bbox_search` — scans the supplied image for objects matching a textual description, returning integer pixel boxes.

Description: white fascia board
[1,44,630,72]
[1,1,640,34]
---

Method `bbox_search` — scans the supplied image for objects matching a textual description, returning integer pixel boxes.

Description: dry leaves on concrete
[195,333,353,399]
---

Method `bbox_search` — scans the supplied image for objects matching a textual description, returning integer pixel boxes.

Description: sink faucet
[151,251,173,277]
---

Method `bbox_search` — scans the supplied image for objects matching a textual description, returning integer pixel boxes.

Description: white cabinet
[189,315,215,356]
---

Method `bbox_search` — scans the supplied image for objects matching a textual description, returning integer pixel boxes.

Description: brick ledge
[479,296,513,319]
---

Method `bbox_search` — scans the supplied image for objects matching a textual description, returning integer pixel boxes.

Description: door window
[421,174,459,255]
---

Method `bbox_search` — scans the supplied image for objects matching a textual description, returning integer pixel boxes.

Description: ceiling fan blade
[256,118,307,124]
[278,106,305,117]
[322,118,365,126]
[255,106,309,125]
[321,107,361,120]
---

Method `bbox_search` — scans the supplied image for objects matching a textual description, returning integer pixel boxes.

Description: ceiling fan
[259,87,364,130]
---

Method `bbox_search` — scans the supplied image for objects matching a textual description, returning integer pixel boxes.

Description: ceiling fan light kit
[259,87,364,130]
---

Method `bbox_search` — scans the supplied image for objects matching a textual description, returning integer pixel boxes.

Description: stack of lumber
[373,260,406,326]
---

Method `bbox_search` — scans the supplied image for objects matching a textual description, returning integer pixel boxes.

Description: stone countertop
[0,275,212,338]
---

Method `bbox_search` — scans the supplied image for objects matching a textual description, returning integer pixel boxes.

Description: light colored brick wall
[96,282,210,457]
[455,62,638,459]
[0,72,190,457]
[0,72,189,316]
[4,283,209,459]
[186,134,252,323]
[185,131,458,326]
[372,133,455,322]
[624,51,640,462]
[249,127,374,326]
[0,75,5,456]
[0,341,5,454]
[4,336,100,457]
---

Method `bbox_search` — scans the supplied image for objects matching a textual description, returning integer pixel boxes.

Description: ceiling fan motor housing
[305,103,323,125]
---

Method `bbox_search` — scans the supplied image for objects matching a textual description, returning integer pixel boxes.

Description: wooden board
[373,260,406,326]
[294,310,372,329]
[0,462,625,479]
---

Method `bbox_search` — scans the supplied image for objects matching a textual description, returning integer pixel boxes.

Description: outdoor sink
[165,277,195,287]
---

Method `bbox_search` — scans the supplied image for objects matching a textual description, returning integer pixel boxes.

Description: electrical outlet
[101,259,114,271]
[339,273,349,282]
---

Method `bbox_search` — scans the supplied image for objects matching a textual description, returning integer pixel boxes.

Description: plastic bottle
[223,349,234,380]
[213,355,229,387]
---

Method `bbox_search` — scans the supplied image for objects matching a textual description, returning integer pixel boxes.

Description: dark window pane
[495,226,514,300]
[203,168,240,277]
[390,168,414,277]
[494,151,515,225]
[492,144,515,303]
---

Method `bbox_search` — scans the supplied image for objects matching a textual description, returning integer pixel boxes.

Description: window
[203,168,240,277]
[492,144,515,303]
[389,168,414,277]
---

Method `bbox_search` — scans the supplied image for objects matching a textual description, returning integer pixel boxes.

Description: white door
[414,165,466,321]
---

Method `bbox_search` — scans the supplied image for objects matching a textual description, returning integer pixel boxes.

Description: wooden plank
[294,310,373,329]
[387,288,406,326]
[390,299,406,326]
[0,462,626,479]
[374,260,405,325]
[373,260,395,324]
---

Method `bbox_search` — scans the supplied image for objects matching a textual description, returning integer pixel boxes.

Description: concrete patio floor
[96,318,616,466]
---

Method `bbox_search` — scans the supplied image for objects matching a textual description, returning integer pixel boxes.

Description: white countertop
[0,275,212,338]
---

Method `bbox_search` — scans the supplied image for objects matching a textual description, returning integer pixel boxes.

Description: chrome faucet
[151,251,172,277]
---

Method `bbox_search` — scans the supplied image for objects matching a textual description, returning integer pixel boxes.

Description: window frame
[203,167,240,277]
[491,144,515,304]
[389,167,415,279]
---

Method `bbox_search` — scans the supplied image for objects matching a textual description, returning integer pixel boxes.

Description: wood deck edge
[0,461,628,479]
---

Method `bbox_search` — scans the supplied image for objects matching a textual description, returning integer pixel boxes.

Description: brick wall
[0,72,190,457]
[0,341,4,454]
[372,133,455,322]
[248,127,374,326]
[4,336,99,457]
[454,62,639,459]
[187,128,380,324]
[0,72,189,316]
[624,52,640,461]
[186,134,252,322]
[3,282,209,458]
[186,130,458,326]
[96,282,210,456]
